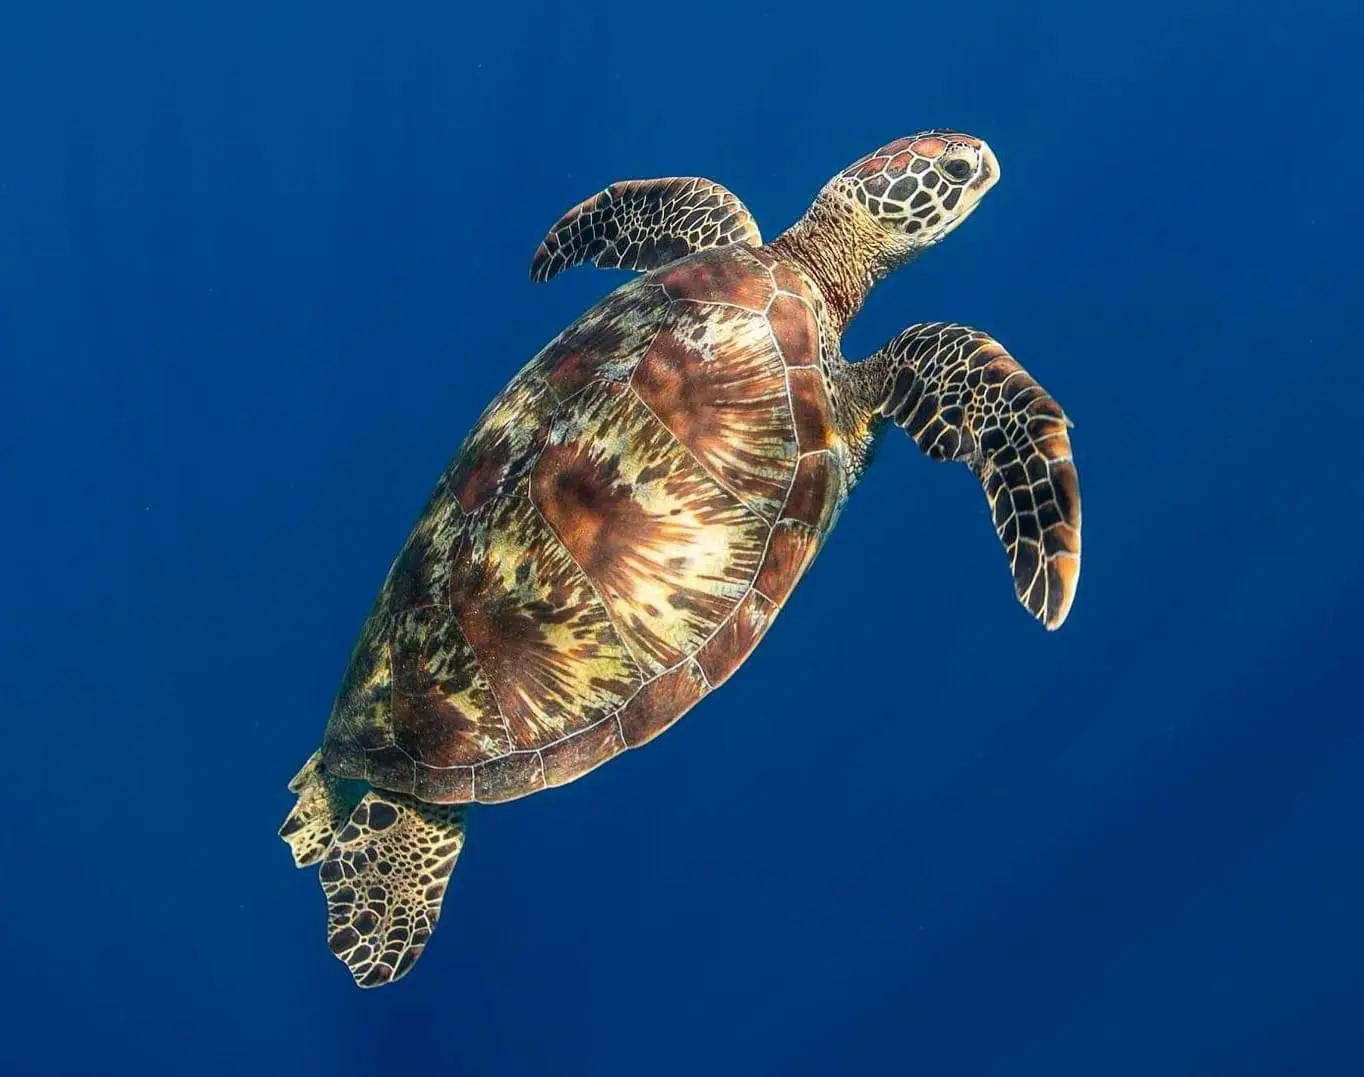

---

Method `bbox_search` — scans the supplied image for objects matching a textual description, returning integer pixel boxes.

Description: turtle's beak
[974,141,1000,194]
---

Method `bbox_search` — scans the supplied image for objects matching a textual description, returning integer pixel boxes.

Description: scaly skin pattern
[767,131,996,334]
[530,178,763,282]
[320,245,846,805]
[855,322,1081,629]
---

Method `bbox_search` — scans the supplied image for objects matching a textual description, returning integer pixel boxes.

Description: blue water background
[4,1,1362,1074]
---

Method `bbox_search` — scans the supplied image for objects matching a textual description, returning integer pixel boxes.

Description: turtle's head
[833,130,999,263]
[771,129,999,332]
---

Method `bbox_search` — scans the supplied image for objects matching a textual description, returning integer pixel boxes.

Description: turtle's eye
[941,156,974,182]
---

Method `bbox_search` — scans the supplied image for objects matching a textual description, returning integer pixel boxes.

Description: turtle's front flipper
[319,791,466,988]
[530,178,761,282]
[851,322,1082,629]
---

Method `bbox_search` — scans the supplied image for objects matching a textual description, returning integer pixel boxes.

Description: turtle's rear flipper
[530,177,762,282]
[860,322,1082,629]
[320,792,466,988]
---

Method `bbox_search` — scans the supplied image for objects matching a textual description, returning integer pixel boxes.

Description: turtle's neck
[767,189,899,336]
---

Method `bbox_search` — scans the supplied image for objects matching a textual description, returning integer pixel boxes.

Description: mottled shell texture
[321,246,847,804]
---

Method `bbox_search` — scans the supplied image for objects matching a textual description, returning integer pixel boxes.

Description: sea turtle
[280,129,1081,988]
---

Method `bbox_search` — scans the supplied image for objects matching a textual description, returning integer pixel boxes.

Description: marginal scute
[696,589,779,687]
[540,716,628,788]
[770,260,812,299]
[362,745,418,796]
[783,451,843,532]
[786,367,836,452]
[754,519,822,605]
[474,750,546,803]
[413,762,474,804]
[616,660,711,748]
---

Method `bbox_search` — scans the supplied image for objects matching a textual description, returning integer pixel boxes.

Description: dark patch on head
[887,176,917,202]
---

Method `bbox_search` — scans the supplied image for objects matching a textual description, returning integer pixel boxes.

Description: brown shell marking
[531,380,770,678]
[752,519,822,605]
[531,276,668,398]
[448,492,643,752]
[615,660,711,748]
[540,712,628,787]
[787,368,837,453]
[631,300,797,519]
[655,247,775,311]
[696,588,779,687]
[448,372,557,514]
[782,451,843,532]
[766,293,819,369]
[391,607,507,769]
[386,480,467,614]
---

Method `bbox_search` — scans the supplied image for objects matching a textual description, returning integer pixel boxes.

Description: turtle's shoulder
[646,243,780,313]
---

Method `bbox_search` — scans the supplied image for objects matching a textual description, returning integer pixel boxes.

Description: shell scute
[390,608,508,767]
[696,589,779,687]
[783,451,844,532]
[531,277,668,398]
[530,380,770,678]
[447,373,557,514]
[360,744,416,796]
[474,751,545,803]
[769,259,814,301]
[767,293,820,369]
[413,763,473,805]
[616,661,711,748]
[385,490,466,613]
[655,247,774,311]
[447,492,643,753]
[630,301,796,519]
[754,519,822,605]
[540,716,628,788]
[787,367,837,452]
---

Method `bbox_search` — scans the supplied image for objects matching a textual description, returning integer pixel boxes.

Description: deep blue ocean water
[5,2,1362,1074]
